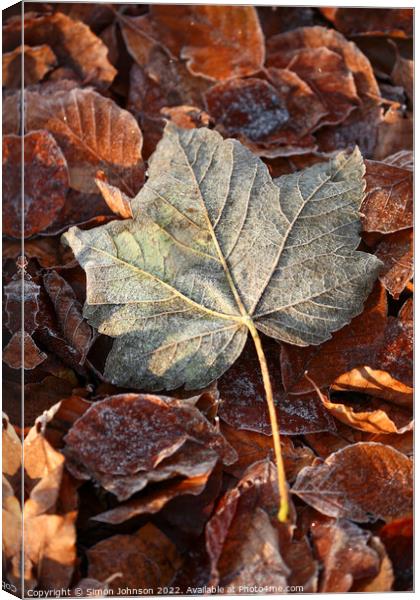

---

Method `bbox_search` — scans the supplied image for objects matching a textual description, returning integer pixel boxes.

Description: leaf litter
[2,3,413,595]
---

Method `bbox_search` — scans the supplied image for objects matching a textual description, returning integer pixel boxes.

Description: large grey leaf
[63,124,381,390]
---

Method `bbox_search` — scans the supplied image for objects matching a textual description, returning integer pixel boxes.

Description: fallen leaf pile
[2,3,413,595]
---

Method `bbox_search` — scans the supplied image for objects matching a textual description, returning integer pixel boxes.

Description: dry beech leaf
[362,158,413,234]
[63,393,237,501]
[206,460,317,591]
[293,442,413,522]
[374,107,413,161]
[41,270,95,366]
[352,537,394,592]
[333,300,413,406]
[95,171,133,219]
[122,5,264,81]
[219,340,336,435]
[310,515,385,592]
[320,393,412,435]
[391,51,413,105]
[63,124,380,391]
[320,7,413,38]
[3,421,78,593]
[87,523,182,593]
[220,422,315,482]
[3,130,69,238]
[204,73,322,157]
[92,471,212,525]
[281,283,387,394]
[266,26,382,157]
[160,105,211,130]
[3,44,57,88]
[24,87,144,196]
[375,229,413,298]
[3,12,116,88]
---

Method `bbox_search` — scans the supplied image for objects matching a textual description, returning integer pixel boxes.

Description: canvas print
[2,2,413,597]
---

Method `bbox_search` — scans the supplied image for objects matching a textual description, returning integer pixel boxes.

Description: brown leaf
[362,159,413,234]
[310,515,382,592]
[24,87,144,195]
[3,44,57,88]
[268,44,360,127]
[95,171,133,219]
[206,460,317,591]
[320,7,413,38]
[375,229,413,298]
[293,442,413,522]
[220,422,315,484]
[352,537,394,592]
[3,12,116,87]
[63,393,236,500]
[267,26,382,156]
[281,284,387,394]
[87,523,182,593]
[204,73,322,157]
[125,6,265,81]
[92,471,211,525]
[320,392,413,435]
[219,339,336,435]
[160,105,211,130]
[333,301,413,406]
[391,51,413,105]
[3,331,47,370]
[3,422,78,593]
[41,270,94,365]
[3,130,69,238]
[374,107,413,161]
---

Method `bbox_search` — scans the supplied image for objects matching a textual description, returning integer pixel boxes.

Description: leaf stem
[247,321,289,522]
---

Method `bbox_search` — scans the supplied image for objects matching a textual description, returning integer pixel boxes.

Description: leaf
[87,524,182,593]
[3,12,117,88]
[375,229,413,298]
[319,392,413,435]
[205,460,317,591]
[40,270,95,366]
[120,6,265,81]
[362,158,413,234]
[2,421,78,593]
[95,171,133,219]
[3,130,69,238]
[220,422,315,482]
[319,7,413,38]
[24,87,144,195]
[3,44,57,88]
[218,339,336,435]
[374,107,413,161]
[204,73,322,157]
[281,283,388,394]
[333,300,413,405]
[63,393,236,500]
[63,124,381,391]
[309,515,384,592]
[292,442,413,522]
[267,26,383,157]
